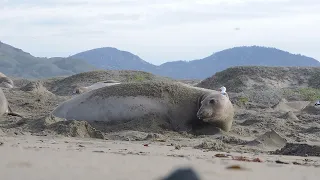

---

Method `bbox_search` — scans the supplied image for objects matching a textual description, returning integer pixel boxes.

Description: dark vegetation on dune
[197,66,320,92]
[43,70,174,96]
[196,66,320,109]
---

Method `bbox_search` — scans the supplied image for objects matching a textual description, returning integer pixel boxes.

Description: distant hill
[70,46,320,80]
[156,46,320,79]
[71,47,157,72]
[0,41,97,79]
[1,41,320,80]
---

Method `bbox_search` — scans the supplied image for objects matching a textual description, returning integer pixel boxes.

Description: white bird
[220,86,227,96]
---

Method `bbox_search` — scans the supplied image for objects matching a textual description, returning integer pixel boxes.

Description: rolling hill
[0,41,97,79]
[71,47,157,72]
[1,40,320,80]
[156,46,320,79]
[70,46,320,79]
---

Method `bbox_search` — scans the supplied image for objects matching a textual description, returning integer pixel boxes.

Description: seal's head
[196,92,234,132]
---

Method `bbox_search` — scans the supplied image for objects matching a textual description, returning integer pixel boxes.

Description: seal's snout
[196,111,205,119]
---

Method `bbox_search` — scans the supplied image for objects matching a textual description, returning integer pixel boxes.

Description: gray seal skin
[52,81,234,132]
[0,88,23,118]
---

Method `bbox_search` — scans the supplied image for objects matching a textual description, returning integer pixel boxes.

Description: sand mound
[20,81,53,95]
[49,120,104,139]
[0,128,4,136]
[230,89,283,108]
[272,99,310,112]
[105,131,165,141]
[196,66,320,93]
[46,70,173,96]
[194,139,232,152]
[272,99,294,112]
[301,102,320,115]
[215,135,248,145]
[273,143,320,157]
[11,77,33,88]
[285,101,310,110]
[26,115,104,139]
[246,130,287,150]
[0,77,14,88]
[279,111,299,120]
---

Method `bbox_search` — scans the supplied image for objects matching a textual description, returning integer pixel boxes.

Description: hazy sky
[1,0,320,65]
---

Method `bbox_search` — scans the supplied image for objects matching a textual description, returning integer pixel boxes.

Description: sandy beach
[1,134,320,180]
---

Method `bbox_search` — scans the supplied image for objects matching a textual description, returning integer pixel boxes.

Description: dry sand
[0,71,319,179]
[1,135,320,180]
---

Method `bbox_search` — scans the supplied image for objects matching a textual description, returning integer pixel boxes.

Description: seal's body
[52,81,234,132]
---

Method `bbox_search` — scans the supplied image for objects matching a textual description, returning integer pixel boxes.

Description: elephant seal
[0,88,23,118]
[0,72,14,88]
[52,81,234,132]
[72,80,121,95]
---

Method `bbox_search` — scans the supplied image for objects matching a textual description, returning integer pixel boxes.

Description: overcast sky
[1,0,320,65]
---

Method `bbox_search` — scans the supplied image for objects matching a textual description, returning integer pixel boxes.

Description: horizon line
[1,40,319,65]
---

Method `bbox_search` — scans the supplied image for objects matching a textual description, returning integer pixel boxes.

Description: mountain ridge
[0,41,98,79]
[156,45,320,79]
[71,47,157,72]
[1,40,319,79]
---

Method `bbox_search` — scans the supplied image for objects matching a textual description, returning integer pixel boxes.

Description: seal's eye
[209,99,215,104]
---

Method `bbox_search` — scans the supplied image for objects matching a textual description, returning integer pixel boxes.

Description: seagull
[220,86,228,96]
